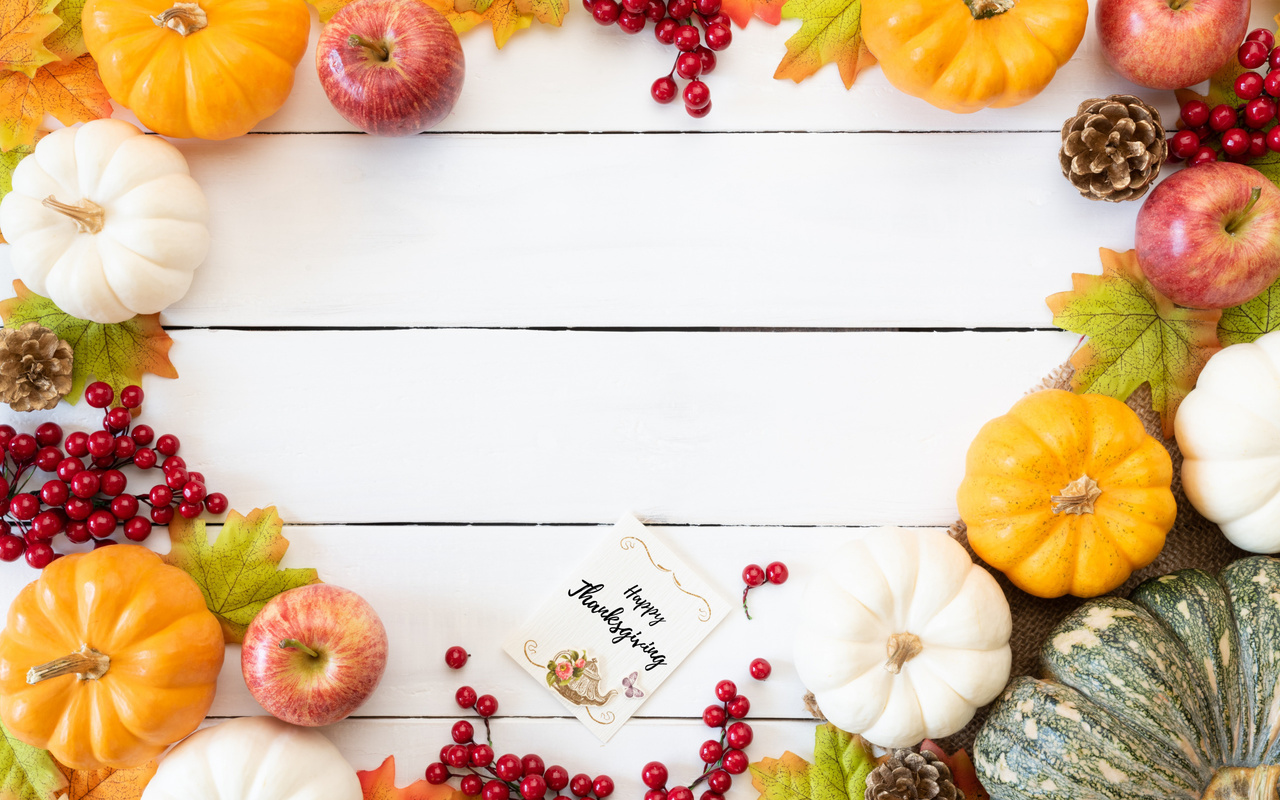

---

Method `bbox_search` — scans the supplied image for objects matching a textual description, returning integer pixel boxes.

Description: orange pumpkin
[956,390,1176,598]
[83,0,310,139]
[860,0,1088,114]
[0,545,224,769]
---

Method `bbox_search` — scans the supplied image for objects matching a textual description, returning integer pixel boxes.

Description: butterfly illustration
[622,672,644,698]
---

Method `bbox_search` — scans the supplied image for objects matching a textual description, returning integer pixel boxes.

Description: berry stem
[741,585,753,620]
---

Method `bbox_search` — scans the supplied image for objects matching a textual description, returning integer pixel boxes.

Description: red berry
[1251,130,1269,158]
[177,501,203,519]
[1249,27,1276,50]
[72,471,101,499]
[652,76,678,104]
[204,492,229,514]
[445,745,470,769]
[133,447,157,469]
[1247,97,1276,128]
[64,497,92,521]
[569,776,592,798]
[726,721,753,749]
[165,467,188,489]
[150,504,175,524]
[1211,104,1238,132]
[1190,146,1220,166]
[452,720,474,743]
[644,0,664,20]
[7,434,36,461]
[698,793,723,800]
[40,480,68,507]
[0,534,24,562]
[456,685,478,708]
[0,425,14,448]
[749,658,771,680]
[84,381,113,408]
[703,704,726,727]
[618,11,646,32]
[87,509,117,538]
[706,772,731,794]
[496,755,523,782]
[766,561,788,584]
[742,565,765,587]
[124,516,152,542]
[668,788,694,800]
[722,750,749,775]
[645,791,668,800]
[1238,71,1265,101]
[715,679,737,702]
[34,423,61,447]
[104,407,131,432]
[683,80,710,110]
[425,763,450,785]
[445,646,468,669]
[676,52,702,79]
[1268,127,1280,153]
[471,744,495,768]
[621,0,645,13]
[86,431,113,458]
[25,542,54,569]
[1223,127,1251,156]
[111,494,139,520]
[183,480,207,503]
[674,24,700,51]
[642,762,668,790]
[727,694,750,718]
[696,45,717,74]
[1241,39,1269,69]
[699,740,723,764]
[545,767,569,792]
[519,776,547,800]
[34,446,60,472]
[476,694,498,717]
[163,455,187,471]
[521,755,545,777]
[704,22,730,50]
[655,17,678,43]
[120,385,144,408]
[65,520,90,543]
[64,431,89,457]
[461,776,484,797]
[483,781,510,800]
[100,469,126,497]
[687,101,711,118]
[149,485,174,506]
[592,0,619,23]
[694,0,718,12]
[114,436,136,460]
[92,454,115,469]
[31,510,65,540]
[592,777,614,798]
[667,0,692,16]
[155,434,179,456]
[55,456,83,482]
[131,424,155,446]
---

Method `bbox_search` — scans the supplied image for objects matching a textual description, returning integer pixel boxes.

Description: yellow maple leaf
[0,54,111,151]
[54,760,157,800]
[773,0,875,89]
[44,0,84,59]
[0,0,60,78]
[419,0,485,36]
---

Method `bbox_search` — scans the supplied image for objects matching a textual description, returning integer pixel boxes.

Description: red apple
[242,584,389,726]
[317,0,465,135]
[1096,0,1249,90]
[1136,162,1280,308]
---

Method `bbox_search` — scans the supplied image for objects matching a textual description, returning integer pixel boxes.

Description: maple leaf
[416,0,484,37]
[918,742,988,800]
[53,761,156,800]
[748,724,875,800]
[44,0,84,59]
[0,718,67,800]
[720,0,784,27]
[0,138,34,243]
[0,54,111,151]
[0,0,60,78]
[163,506,322,643]
[1218,275,1280,346]
[773,0,874,89]
[360,758,466,800]
[1046,248,1222,438]
[0,280,177,405]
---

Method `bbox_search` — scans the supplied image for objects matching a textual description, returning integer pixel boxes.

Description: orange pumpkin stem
[26,644,110,684]
[1201,765,1280,800]
[151,1,208,35]
[964,0,1014,19]
[883,632,923,674]
[42,196,104,235]
[1051,475,1102,515]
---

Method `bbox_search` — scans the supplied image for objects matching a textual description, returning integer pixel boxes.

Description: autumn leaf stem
[279,638,320,658]
[347,34,390,61]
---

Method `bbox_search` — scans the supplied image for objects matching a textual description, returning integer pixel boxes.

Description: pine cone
[1060,94,1166,202]
[0,323,73,412]
[865,750,962,800]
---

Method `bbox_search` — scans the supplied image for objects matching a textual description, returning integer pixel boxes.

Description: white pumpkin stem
[1051,475,1102,515]
[884,632,923,674]
[26,644,110,684]
[42,196,104,235]
[151,1,208,35]
[1201,765,1280,800]
[964,0,1014,19]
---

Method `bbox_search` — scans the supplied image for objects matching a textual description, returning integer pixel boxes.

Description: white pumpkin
[1177,330,1280,553]
[141,717,362,800]
[0,119,209,324]
[794,527,1011,748]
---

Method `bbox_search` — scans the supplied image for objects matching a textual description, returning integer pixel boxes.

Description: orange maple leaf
[720,0,784,27]
[919,742,988,800]
[773,0,875,89]
[0,54,111,151]
[360,757,467,800]
[55,760,158,800]
[0,0,61,77]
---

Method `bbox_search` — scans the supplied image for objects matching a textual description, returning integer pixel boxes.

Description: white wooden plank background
[4,0,1278,795]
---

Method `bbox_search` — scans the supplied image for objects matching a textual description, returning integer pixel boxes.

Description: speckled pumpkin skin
[957,389,1176,598]
[976,557,1280,800]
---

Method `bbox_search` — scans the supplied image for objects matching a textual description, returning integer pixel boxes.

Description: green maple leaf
[773,0,875,89]
[163,506,322,643]
[0,142,32,241]
[0,718,67,800]
[1047,248,1222,438]
[1219,274,1280,346]
[43,0,84,59]
[748,724,875,800]
[0,280,177,404]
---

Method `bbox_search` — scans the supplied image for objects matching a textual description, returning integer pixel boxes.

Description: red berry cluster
[741,560,787,619]
[1170,28,1280,166]
[641,677,758,800]
[0,382,227,569]
[586,0,731,117]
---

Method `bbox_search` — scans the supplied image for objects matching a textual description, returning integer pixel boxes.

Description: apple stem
[1228,186,1264,235]
[1168,0,1188,9]
[279,638,320,658]
[347,34,390,62]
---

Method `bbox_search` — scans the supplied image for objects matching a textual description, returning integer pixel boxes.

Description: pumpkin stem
[1201,765,1280,800]
[279,638,320,658]
[151,1,208,35]
[883,632,923,674]
[26,644,110,684]
[964,0,1015,19]
[347,34,391,62]
[41,196,104,235]
[1051,474,1101,515]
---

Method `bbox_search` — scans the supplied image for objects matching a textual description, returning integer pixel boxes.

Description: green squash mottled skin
[975,557,1280,800]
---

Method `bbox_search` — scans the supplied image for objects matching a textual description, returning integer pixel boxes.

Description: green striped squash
[975,557,1280,800]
